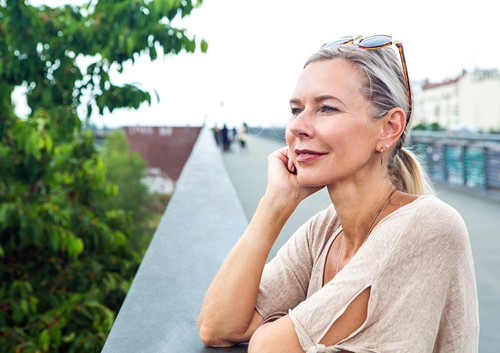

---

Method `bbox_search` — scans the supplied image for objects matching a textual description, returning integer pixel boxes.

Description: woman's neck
[328,180,396,248]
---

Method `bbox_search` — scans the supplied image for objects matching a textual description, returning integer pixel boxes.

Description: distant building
[124,126,202,193]
[413,69,500,131]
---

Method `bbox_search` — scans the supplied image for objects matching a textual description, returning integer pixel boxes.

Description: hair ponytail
[389,147,434,195]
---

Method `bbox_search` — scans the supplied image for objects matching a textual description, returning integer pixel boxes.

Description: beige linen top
[255,195,479,353]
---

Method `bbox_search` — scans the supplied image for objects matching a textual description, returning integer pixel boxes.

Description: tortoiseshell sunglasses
[323,35,412,120]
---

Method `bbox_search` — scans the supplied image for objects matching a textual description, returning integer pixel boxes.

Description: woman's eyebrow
[314,94,340,103]
[289,95,342,106]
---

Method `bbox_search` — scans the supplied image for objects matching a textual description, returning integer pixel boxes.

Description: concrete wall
[101,127,249,353]
[124,126,202,181]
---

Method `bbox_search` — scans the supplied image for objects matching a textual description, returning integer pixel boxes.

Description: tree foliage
[0,0,205,352]
[412,121,445,131]
[100,130,157,253]
[0,0,207,121]
[0,109,137,353]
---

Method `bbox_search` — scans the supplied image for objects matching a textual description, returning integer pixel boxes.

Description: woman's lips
[295,149,327,163]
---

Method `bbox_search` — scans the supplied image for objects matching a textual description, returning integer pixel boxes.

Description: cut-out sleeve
[256,206,340,323]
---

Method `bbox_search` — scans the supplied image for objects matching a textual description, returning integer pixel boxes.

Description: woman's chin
[296,175,326,188]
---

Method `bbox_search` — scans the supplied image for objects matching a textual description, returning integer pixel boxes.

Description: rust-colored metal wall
[124,126,202,181]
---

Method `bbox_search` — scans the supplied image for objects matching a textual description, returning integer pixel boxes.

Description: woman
[198,35,479,352]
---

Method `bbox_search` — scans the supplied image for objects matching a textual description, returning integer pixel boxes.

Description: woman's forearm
[198,194,297,346]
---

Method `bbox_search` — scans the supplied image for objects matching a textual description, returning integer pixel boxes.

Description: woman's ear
[379,107,406,147]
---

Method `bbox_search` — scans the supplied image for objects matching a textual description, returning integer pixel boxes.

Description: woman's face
[285,58,381,188]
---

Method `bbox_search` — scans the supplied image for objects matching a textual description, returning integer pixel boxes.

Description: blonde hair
[391,148,434,195]
[305,45,433,195]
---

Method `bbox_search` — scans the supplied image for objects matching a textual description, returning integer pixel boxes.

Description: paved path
[222,133,500,353]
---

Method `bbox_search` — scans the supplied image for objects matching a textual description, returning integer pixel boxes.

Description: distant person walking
[230,127,238,151]
[221,124,230,152]
[212,124,221,146]
[238,122,248,151]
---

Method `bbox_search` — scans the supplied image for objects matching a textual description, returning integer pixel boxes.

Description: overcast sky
[22,0,500,129]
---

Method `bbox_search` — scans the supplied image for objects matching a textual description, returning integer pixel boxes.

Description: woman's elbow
[198,321,237,348]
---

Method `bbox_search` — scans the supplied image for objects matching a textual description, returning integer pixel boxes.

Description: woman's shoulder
[386,194,469,249]
[393,194,465,226]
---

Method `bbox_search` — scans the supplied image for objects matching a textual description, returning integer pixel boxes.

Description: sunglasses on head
[322,35,412,120]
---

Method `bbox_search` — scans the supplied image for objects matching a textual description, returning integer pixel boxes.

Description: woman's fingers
[272,147,295,174]
[287,153,296,175]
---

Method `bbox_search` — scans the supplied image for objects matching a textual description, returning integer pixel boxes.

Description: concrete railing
[101,127,249,353]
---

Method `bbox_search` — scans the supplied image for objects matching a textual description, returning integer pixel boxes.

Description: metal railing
[408,131,500,195]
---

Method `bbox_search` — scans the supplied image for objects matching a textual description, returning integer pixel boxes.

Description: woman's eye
[290,107,302,115]
[321,105,338,113]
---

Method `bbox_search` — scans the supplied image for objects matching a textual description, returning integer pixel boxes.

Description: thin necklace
[336,188,397,275]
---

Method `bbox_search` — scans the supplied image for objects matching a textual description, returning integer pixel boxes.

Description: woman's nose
[288,109,314,138]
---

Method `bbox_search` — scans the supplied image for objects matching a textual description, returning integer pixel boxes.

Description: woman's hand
[265,147,324,205]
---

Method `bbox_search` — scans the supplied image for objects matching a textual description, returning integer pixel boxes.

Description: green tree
[0,109,137,353]
[100,130,154,253]
[412,121,444,131]
[0,1,206,352]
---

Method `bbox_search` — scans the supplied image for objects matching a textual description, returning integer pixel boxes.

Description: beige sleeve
[255,205,339,322]
[255,220,314,322]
